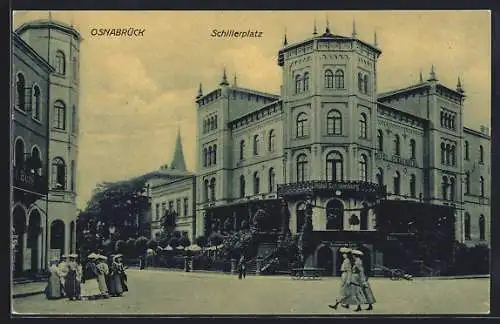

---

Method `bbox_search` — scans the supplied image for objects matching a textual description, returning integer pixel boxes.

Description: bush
[115,239,126,254]
[168,237,179,249]
[147,239,159,250]
[446,242,490,275]
[195,236,208,248]
[135,236,149,255]
[125,238,136,257]
[179,236,191,247]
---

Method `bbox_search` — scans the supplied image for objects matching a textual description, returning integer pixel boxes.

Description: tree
[168,237,179,249]
[179,236,191,248]
[209,233,224,246]
[125,238,136,257]
[161,209,178,234]
[298,217,314,260]
[115,239,126,254]
[135,236,149,255]
[195,236,208,248]
[147,239,159,250]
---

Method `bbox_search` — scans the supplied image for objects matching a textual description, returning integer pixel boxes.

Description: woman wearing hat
[353,250,376,310]
[80,253,101,300]
[96,255,110,298]
[329,247,358,310]
[57,255,69,297]
[45,259,62,300]
[108,254,125,297]
[64,254,81,301]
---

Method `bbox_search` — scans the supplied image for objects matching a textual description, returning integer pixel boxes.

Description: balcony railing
[277,180,386,198]
[12,165,47,196]
[375,151,418,168]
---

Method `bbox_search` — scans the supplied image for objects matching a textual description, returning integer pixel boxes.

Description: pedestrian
[353,250,376,310]
[117,255,129,293]
[329,247,354,310]
[80,253,101,300]
[139,255,145,270]
[105,254,113,293]
[45,259,62,300]
[75,256,83,300]
[96,255,110,298]
[57,255,68,298]
[108,254,124,297]
[64,254,80,301]
[238,255,246,279]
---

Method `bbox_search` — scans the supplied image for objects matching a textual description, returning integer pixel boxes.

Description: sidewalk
[12,282,46,299]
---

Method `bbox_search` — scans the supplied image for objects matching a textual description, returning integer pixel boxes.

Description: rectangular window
[176,199,181,216]
[184,198,189,217]
[155,204,160,220]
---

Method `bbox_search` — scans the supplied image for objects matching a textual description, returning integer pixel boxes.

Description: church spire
[283,27,288,46]
[196,83,203,99]
[419,68,424,83]
[170,127,187,171]
[325,15,331,34]
[373,30,378,47]
[352,18,357,38]
[456,76,464,93]
[428,64,437,81]
[220,67,229,86]
[313,19,318,35]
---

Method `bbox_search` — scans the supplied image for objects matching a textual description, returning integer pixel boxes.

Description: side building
[16,20,82,264]
[12,32,54,276]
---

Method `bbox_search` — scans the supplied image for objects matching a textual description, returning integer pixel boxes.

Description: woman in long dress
[80,254,101,300]
[118,255,129,293]
[57,255,68,297]
[64,254,80,301]
[45,259,62,300]
[354,252,376,310]
[108,255,124,297]
[96,255,110,298]
[329,248,357,310]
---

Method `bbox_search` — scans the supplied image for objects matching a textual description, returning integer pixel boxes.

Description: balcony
[277,180,386,200]
[375,151,418,168]
[12,165,47,196]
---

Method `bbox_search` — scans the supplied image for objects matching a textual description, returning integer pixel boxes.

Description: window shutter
[24,83,33,113]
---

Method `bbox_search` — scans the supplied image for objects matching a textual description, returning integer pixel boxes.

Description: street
[12,269,490,315]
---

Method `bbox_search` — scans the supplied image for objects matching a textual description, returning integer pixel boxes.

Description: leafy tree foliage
[135,236,149,255]
[147,239,159,250]
[125,238,136,257]
[178,236,191,248]
[168,237,179,249]
[195,236,208,248]
[115,239,126,254]
[161,209,178,234]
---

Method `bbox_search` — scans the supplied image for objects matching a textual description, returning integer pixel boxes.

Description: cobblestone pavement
[12,269,490,315]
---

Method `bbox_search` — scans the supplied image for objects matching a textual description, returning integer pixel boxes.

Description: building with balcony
[12,19,82,273]
[192,22,490,274]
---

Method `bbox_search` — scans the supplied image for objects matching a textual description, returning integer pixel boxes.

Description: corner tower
[16,19,82,263]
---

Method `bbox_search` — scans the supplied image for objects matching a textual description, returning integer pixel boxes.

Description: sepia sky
[12,10,491,209]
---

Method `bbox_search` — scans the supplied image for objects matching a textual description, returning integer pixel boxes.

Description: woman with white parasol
[352,249,376,310]
[80,253,101,300]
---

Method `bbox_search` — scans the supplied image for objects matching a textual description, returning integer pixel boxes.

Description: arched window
[442,176,448,200]
[253,135,259,155]
[50,220,65,250]
[239,175,245,198]
[268,168,275,192]
[410,174,416,198]
[464,213,471,240]
[296,203,306,232]
[441,142,446,164]
[376,168,384,186]
[393,172,401,195]
[253,172,260,195]
[55,50,66,75]
[359,113,367,139]
[214,115,218,129]
[303,72,309,91]
[377,130,384,151]
[449,178,455,201]
[465,171,470,194]
[334,69,344,89]
[203,120,207,133]
[31,146,42,175]
[445,144,451,165]
[410,139,416,159]
[325,69,334,88]
[32,85,41,120]
[70,160,75,191]
[326,199,344,230]
[480,176,485,197]
[71,105,77,133]
[326,151,343,181]
[358,73,363,92]
[296,113,308,137]
[239,140,245,160]
[16,73,26,111]
[212,144,217,165]
[440,111,444,127]
[359,154,368,182]
[268,130,275,152]
[203,179,209,202]
[393,135,400,156]
[296,154,308,182]
[51,157,66,190]
[451,145,456,166]
[464,141,469,160]
[326,110,341,135]
[15,138,25,168]
[203,148,208,167]
[210,178,216,201]
[295,74,302,94]
[53,100,66,130]
[207,146,212,166]
[479,215,485,240]
[363,74,369,94]
[479,145,484,163]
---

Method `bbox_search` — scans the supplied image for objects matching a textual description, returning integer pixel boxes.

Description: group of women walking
[45,253,128,301]
[329,247,376,312]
